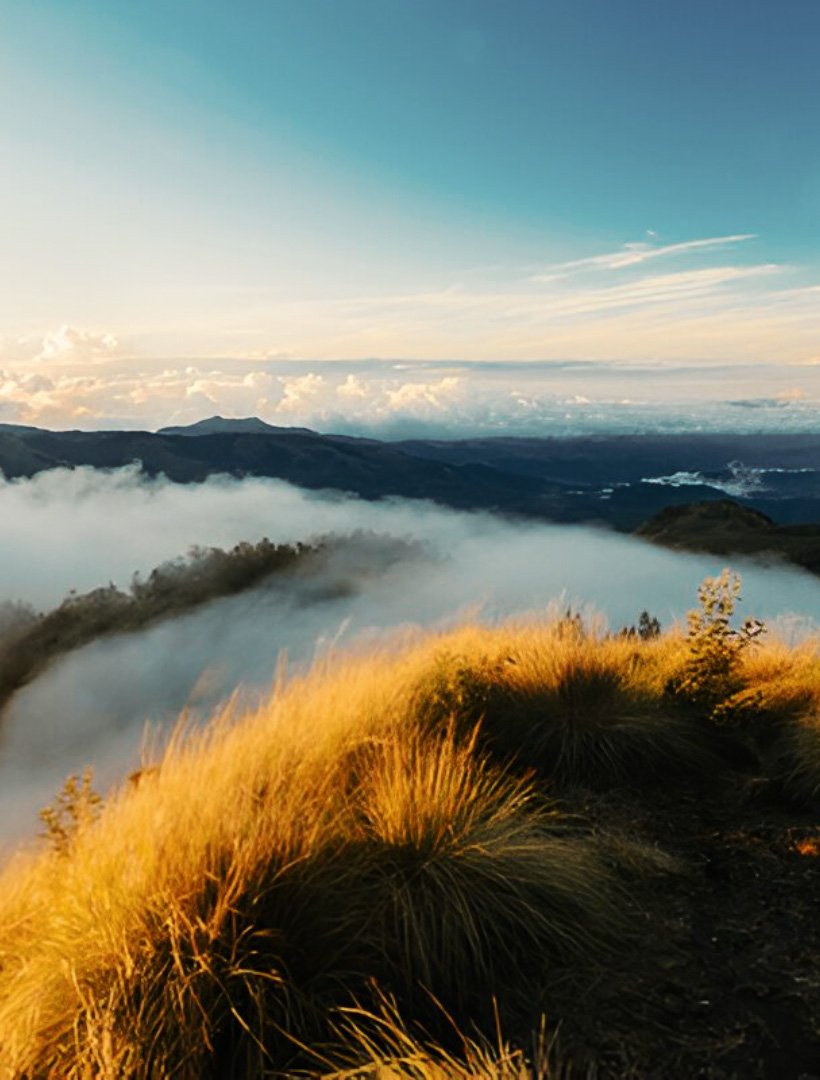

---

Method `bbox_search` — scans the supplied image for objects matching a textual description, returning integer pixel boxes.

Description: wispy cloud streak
[532,233,757,280]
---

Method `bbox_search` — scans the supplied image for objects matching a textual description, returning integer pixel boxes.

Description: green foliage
[670,569,765,722]
[39,767,103,855]
[619,611,662,641]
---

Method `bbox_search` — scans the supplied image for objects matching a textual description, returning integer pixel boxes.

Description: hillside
[638,499,820,575]
[0,534,423,724]
[0,582,819,1078]
[0,424,562,513]
[2,423,820,536]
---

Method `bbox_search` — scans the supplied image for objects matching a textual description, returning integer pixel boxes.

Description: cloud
[384,376,462,413]
[336,374,370,399]
[2,465,820,846]
[529,264,782,320]
[34,325,121,365]
[2,356,820,438]
[0,326,123,369]
[531,234,757,280]
[0,230,818,430]
[276,373,326,412]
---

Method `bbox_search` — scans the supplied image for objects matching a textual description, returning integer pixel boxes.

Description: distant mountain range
[2,417,820,571]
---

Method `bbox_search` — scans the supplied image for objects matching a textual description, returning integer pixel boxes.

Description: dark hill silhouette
[637,498,820,575]
[157,415,316,437]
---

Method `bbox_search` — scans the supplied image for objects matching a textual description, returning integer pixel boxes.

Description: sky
[1,0,819,429]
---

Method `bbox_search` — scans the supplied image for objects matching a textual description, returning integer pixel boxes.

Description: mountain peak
[157,416,316,437]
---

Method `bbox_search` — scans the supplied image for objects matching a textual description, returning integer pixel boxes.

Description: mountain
[0,431,63,477]
[2,421,820,560]
[637,498,820,575]
[157,415,316,437]
[0,424,570,513]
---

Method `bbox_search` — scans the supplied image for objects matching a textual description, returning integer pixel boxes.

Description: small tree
[39,767,103,855]
[619,611,661,641]
[670,569,764,721]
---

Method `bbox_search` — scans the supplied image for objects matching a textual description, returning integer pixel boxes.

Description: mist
[3,464,820,848]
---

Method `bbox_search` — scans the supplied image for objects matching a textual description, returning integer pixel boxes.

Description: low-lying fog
[2,464,820,849]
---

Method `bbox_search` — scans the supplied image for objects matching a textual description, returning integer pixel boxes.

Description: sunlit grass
[0,623,627,1077]
[409,622,711,788]
[1,608,819,1075]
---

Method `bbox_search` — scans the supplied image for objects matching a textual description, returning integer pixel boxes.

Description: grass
[410,622,713,789]
[1,595,820,1076]
[0,630,626,1078]
[711,640,820,806]
[309,991,562,1078]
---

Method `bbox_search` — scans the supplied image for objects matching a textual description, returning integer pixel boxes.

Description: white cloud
[34,325,121,365]
[385,376,462,413]
[0,233,818,429]
[2,355,820,440]
[3,465,820,844]
[336,374,369,399]
[531,233,757,280]
[275,373,326,413]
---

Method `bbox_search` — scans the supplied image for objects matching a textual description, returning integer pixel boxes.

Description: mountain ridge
[2,421,820,569]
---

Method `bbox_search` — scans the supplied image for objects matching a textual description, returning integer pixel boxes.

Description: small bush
[38,767,103,855]
[668,569,765,723]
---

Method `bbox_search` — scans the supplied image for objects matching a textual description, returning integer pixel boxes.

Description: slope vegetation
[0,533,422,723]
[0,588,819,1077]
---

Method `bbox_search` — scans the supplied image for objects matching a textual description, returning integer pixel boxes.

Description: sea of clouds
[3,355,820,437]
[2,465,820,848]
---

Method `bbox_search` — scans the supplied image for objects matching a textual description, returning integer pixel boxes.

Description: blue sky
[1,0,819,426]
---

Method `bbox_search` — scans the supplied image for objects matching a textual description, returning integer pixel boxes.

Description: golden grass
[729,640,820,806]
[0,622,631,1078]
[408,623,711,788]
[310,991,563,1079]
[1,613,819,1076]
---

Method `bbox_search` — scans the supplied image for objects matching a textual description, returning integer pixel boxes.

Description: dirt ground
[542,780,820,1079]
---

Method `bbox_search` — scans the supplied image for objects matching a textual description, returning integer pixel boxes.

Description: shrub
[38,767,103,855]
[668,569,765,723]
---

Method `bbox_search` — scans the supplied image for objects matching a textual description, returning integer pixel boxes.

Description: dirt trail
[542,781,820,1078]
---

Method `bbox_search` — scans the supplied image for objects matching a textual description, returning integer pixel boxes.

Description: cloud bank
[3,353,820,438]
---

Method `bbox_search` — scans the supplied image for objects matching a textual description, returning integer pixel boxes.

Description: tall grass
[0,626,627,1078]
[1,606,819,1076]
[311,991,562,1078]
[409,623,711,789]
[734,640,820,806]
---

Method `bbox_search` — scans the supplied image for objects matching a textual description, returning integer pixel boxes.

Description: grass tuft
[412,626,710,790]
